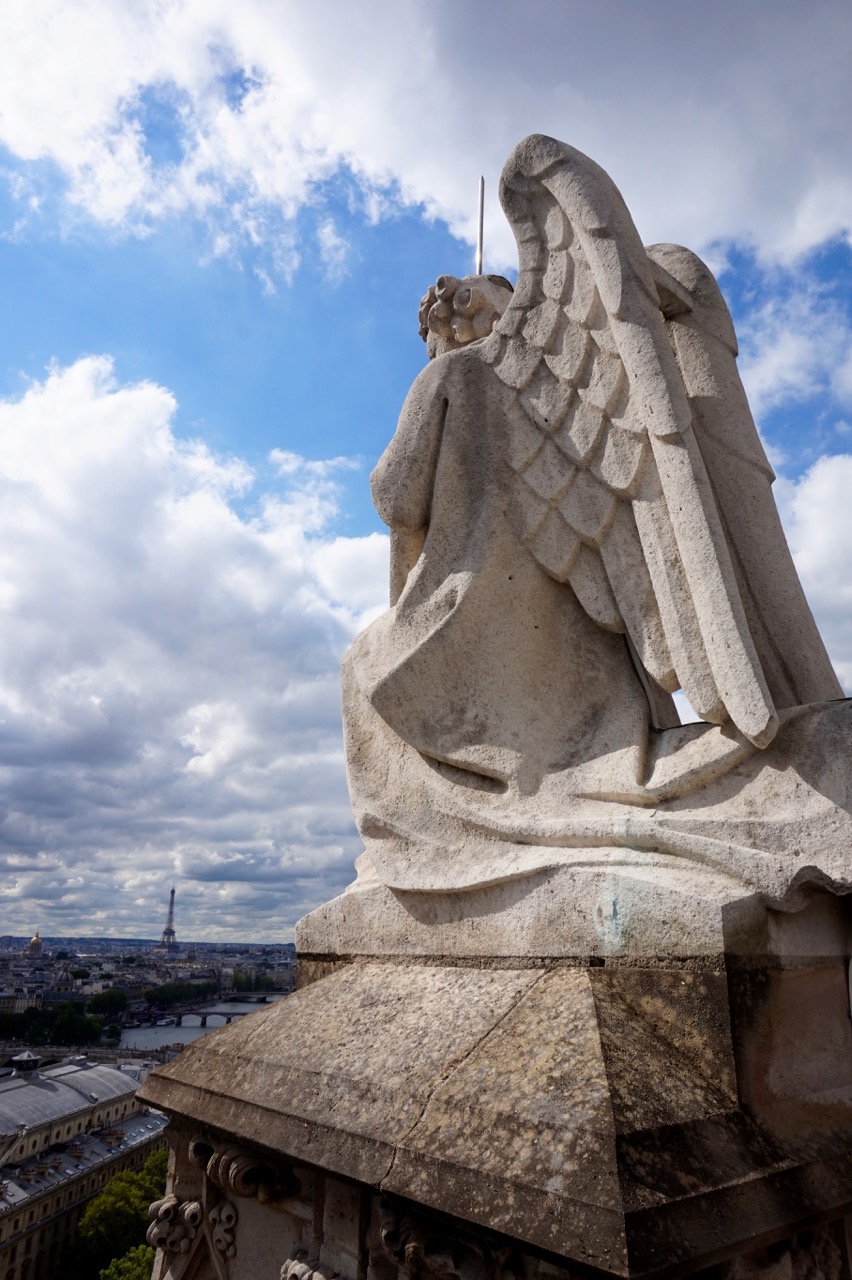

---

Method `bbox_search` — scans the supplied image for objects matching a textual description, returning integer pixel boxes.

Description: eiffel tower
[157,886,178,953]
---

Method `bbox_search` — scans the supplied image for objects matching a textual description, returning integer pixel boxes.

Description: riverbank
[120,996,285,1051]
[0,1040,175,1064]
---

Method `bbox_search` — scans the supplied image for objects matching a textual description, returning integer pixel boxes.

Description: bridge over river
[169,1008,250,1027]
[122,996,283,1052]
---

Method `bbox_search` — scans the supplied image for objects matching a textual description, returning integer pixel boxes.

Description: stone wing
[481,134,779,748]
[646,241,844,712]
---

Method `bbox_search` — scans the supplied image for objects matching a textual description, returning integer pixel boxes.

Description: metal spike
[475,175,484,275]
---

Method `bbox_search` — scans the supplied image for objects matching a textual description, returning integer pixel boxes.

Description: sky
[0,0,851,942]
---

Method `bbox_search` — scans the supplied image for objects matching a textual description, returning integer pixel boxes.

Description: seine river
[119,998,283,1052]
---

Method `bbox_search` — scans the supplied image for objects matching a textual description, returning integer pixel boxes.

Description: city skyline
[0,1,851,940]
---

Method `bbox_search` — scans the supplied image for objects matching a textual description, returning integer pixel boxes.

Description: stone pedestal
[139,882,852,1280]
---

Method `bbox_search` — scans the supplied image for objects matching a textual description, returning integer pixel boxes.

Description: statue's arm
[371,362,449,604]
[371,360,448,532]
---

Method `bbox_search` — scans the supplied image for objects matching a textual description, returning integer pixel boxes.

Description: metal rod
[475,175,484,275]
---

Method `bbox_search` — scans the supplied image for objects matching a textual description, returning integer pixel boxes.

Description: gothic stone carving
[281,1247,343,1280]
[379,1197,526,1280]
[418,273,513,359]
[147,1195,203,1253]
[189,1134,299,1203]
[147,1136,261,1279]
[209,1199,238,1262]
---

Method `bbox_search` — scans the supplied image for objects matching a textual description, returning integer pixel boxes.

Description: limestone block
[140,887,852,1276]
[146,1114,852,1280]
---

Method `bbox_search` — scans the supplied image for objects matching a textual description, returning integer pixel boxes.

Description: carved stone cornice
[209,1199,238,1262]
[379,1197,522,1280]
[189,1134,299,1203]
[281,1247,342,1280]
[147,1195,203,1254]
[147,1137,250,1279]
[148,1192,238,1278]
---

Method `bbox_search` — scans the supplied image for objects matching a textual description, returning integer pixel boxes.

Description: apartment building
[0,1051,167,1280]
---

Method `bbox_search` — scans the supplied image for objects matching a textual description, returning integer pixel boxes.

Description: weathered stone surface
[298,860,740,959]
[141,888,852,1274]
[143,965,548,1194]
[381,966,624,1267]
[149,1122,852,1280]
[332,131,846,931]
[301,694,852,956]
[418,273,514,360]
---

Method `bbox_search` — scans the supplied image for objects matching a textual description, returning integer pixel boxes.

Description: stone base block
[140,886,852,1279]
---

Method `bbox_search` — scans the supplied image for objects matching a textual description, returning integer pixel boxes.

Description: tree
[99,1244,155,1280]
[139,1146,168,1198]
[105,1024,122,1041]
[52,1003,102,1045]
[69,1145,168,1279]
[144,980,217,1009]
[55,949,70,960]
[21,1005,52,1043]
[70,967,90,980]
[88,988,128,1016]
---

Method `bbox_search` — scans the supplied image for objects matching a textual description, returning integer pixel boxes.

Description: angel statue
[337,134,850,903]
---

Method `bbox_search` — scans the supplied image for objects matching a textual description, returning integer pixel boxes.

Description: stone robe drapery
[350,345,653,799]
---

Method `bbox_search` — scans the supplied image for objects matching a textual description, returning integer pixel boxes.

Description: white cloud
[775,454,852,692]
[737,284,852,426]
[317,219,350,281]
[0,356,388,939]
[834,355,852,404]
[312,535,389,624]
[270,450,358,480]
[2,1,852,272]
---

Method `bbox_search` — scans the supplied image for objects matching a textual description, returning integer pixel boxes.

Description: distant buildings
[0,993,40,1016]
[0,1051,167,1280]
[0,934,297,1051]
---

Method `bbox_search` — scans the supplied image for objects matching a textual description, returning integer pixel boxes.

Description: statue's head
[419,274,514,359]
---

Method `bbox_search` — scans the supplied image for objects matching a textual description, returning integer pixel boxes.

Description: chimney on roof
[11,1050,40,1078]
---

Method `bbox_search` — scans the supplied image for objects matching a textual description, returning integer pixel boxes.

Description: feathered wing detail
[481,134,779,747]
[646,242,844,711]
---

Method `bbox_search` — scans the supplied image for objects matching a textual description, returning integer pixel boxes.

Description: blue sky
[0,172,463,531]
[0,0,851,941]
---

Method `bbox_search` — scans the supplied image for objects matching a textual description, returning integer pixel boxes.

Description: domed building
[52,964,73,994]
